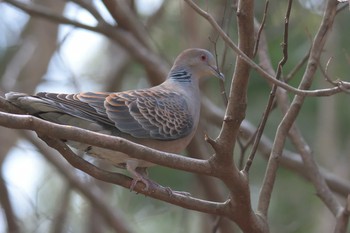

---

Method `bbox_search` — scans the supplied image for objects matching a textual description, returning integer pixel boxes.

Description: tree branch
[23,131,136,233]
[0,98,236,218]
[184,0,350,97]
[3,0,168,85]
[258,0,340,217]
[185,1,269,232]
[39,136,230,216]
[0,110,212,176]
[0,169,19,233]
[6,0,350,96]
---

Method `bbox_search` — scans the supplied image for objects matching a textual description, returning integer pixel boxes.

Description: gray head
[170,48,224,81]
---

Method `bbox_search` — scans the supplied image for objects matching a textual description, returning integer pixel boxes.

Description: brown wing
[36,90,194,140]
[102,90,194,140]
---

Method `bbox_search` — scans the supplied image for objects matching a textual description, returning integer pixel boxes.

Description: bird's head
[171,48,224,81]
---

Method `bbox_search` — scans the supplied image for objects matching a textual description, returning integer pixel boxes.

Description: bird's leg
[125,161,191,196]
[126,161,159,192]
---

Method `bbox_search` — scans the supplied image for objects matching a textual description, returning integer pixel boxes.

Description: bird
[6,48,224,191]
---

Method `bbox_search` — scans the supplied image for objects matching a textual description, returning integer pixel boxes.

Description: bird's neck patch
[168,68,192,83]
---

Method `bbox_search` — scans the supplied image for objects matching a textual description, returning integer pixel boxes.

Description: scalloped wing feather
[105,90,194,140]
[35,90,194,140]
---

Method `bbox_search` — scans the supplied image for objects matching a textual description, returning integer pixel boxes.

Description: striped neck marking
[169,69,192,82]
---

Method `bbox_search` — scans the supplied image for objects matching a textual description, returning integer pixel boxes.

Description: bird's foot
[130,175,160,192]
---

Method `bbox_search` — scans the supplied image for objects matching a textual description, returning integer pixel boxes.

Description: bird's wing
[80,90,194,140]
[105,90,194,140]
[36,92,114,127]
[36,90,194,140]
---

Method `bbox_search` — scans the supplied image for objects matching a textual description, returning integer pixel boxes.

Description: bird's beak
[209,65,225,81]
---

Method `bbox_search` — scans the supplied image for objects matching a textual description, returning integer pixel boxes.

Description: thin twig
[0,171,19,233]
[285,50,310,82]
[182,0,308,96]
[210,39,228,106]
[6,0,350,97]
[319,57,350,94]
[237,129,257,170]
[258,0,341,217]
[202,98,350,197]
[253,0,269,58]
[244,0,293,173]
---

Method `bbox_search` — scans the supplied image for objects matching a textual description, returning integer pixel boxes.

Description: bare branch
[184,0,350,97]
[258,0,340,217]
[0,171,19,233]
[184,1,269,232]
[333,197,350,233]
[0,110,212,175]
[39,136,230,216]
[69,0,105,22]
[3,0,169,85]
[285,51,310,82]
[239,120,350,197]
[23,131,136,233]
[244,0,293,173]
[289,127,342,215]
[101,0,151,48]
[6,0,350,97]
[51,187,71,233]
[253,0,269,58]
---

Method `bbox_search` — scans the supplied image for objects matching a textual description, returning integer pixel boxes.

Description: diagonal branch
[203,98,350,197]
[101,0,151,48]
[184,0,350,97]
[0,170,19,233]
[5,0,350,96]
[0,98,232,216]
[39,136,230,216]
[3,0,168,85]
[332,195,350,233]
[23,131,136,233]
[258,0,341,218]
[243,0,293,173]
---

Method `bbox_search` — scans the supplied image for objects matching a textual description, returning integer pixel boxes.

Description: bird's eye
[200,54,207,61]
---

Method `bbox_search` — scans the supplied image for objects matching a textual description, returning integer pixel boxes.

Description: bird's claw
[129,176,159,193]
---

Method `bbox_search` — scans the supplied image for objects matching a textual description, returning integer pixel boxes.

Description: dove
[6,48,224,191]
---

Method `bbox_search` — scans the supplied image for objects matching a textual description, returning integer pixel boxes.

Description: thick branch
[0,98,232,216]
[40,136,230,216]
[0,110,212,175]
[101,0,151,48]
[185,1,269,232]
